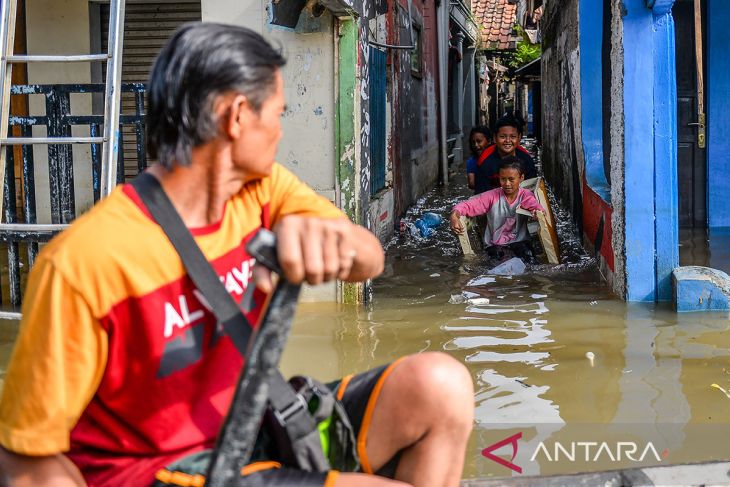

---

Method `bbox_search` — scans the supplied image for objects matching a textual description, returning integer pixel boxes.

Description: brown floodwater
[282,145,730,480]
[1,142,730,482]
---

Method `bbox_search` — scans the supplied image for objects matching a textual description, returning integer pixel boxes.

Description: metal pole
[1,136,105,144]
[453,31,465,168]
[8,54,109,62]
[0,0,18,221]
[436,0,449,184]
[693,0,706,149]
[100,0,125,197]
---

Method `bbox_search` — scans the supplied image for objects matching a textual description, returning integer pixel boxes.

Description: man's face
[495,126,520,156]
[231,71,286,180]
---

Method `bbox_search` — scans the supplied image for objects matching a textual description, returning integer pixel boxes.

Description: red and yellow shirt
[0,164,344,486]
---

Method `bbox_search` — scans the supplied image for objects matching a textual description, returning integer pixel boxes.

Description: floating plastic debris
[449,293,489,305]
[467,276,496,286]
[489,257,526,276]
[449,294,466,304]
[531,294,548,299]
[711,383,730,399]
[586,351,595,367]
[414,212,443,238]
[589,301,598,306]
[430,273,441,277]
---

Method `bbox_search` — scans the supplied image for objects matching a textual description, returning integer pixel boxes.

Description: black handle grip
[246,228,283,275]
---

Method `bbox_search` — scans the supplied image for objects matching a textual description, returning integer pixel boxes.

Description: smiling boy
[472,117,537,194]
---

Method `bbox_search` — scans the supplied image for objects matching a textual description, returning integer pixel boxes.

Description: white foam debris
[531,294,548,299]
[448,294,466,304]
[467,276,496,286]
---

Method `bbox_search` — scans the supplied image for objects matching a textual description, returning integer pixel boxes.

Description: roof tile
[471,0,520,50]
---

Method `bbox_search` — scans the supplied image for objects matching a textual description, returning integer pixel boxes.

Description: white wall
[202,0,337,200]
[203,0,339,301]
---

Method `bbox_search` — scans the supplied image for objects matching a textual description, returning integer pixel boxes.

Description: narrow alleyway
[281,141,730,479]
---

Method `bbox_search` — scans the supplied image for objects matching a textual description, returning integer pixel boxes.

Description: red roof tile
[471,0,519,50]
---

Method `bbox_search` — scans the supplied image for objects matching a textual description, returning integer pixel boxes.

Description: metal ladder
[0,0,126,319]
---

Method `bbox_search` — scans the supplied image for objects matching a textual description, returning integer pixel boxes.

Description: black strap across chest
[130,172,323,480]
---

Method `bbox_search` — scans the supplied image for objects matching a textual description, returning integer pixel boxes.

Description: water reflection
[680,227,730,275]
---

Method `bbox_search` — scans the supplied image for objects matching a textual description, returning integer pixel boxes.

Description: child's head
[469,126,491,156]
[498,157,525,196]
[493,117,522,156]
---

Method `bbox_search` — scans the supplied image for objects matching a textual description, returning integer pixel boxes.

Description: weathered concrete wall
[25,0,94,220]
[541,0,582,231]
[203,0,339,301]
[203,0,337,202]
[389,0,441,216]
[606,0,626,298]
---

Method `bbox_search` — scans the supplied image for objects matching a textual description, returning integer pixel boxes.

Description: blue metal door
[369,48,387,196]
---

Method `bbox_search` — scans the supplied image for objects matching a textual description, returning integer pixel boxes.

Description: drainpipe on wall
[463,46,476,131]
[436,0,449,184]
[453,31,465,169]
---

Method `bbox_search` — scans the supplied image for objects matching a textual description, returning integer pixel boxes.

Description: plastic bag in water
[415,219,433,238]
[414,212,443,238]
[488,257,526,276]
[420,212,443,226]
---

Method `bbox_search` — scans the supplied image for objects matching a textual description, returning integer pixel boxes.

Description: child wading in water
[465,126,492,190]
[450,157,545,264]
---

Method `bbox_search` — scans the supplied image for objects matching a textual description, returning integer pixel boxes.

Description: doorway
[674,0,707,229]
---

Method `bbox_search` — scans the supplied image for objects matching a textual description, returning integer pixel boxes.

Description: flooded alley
[1,0,730,485]
[281,143,730,480]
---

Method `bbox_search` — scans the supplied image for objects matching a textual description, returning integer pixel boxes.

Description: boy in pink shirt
[450,157,545,263]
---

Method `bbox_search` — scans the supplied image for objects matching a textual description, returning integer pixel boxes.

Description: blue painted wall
[653,9,679,301]
[579,0,610,203]
[708,0,730,228]
[623,0,658,301]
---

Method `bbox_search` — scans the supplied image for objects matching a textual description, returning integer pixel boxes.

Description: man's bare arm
[0,447,86,487]
[253,215,385,292]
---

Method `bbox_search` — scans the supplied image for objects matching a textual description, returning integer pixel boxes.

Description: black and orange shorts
[153,359,404,487]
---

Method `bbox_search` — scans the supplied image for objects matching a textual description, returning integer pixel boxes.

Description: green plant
[508,25,541,68]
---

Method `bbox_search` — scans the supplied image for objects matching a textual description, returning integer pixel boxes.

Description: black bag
[264,376,359,472]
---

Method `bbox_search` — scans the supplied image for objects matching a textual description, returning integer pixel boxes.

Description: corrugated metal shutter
[101,3,201,178]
